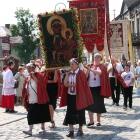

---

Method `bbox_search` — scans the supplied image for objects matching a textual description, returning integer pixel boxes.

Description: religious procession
[0,0,140,140]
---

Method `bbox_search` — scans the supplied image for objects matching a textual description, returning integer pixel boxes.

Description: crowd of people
[0,53,140,137]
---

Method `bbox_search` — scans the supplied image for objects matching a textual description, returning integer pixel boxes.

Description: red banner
[69,0,110,53]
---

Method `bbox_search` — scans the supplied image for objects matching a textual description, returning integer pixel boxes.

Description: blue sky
[0,0,123,26]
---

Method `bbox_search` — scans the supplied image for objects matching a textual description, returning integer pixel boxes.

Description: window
[132,21,134,33]
[137,18,139,34]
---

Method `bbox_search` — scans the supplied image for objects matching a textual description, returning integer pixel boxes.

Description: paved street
[0,91,140,140]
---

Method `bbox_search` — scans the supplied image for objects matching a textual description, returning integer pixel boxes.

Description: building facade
[116,0,140,62]
[0,24,42,61]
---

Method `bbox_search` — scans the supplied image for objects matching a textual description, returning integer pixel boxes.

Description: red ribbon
[70,72,76,93]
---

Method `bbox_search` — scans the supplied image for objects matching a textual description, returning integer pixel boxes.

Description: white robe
[2,69,16,95]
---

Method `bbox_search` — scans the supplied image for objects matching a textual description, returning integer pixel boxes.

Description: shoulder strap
[30,81,37,94]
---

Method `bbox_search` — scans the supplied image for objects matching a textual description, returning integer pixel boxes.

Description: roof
[116,0,139,20]
[124,0,138,8]
[0,26,11,37]
[5,54,20,60]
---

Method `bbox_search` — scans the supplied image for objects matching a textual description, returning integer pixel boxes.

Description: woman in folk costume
[40,66,61,128]
[1,61,17,113]
[60,58,93,137]
[85,53,111,127]
[22,63,51,136]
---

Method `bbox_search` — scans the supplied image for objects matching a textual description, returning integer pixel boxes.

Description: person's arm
[23,91,27,108]
[90,68,102,75]
[14,72,20,80]
[107,63,114,73]
[135,74,140,78]
[20,72,26,79]
[135,69,140,78]
[128,78,135,87]
[128,73,135,86]
[53,70,58,83]
[85,65,101,75]
[107,67,113,73]
[84,65,90,78]
[23,82,27,109]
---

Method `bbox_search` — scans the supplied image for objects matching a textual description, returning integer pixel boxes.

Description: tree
[10,8,40,63]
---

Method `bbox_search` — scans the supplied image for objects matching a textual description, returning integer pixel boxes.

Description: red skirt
[1,95,15,109]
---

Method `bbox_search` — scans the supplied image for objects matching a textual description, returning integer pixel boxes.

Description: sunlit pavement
[0,90,140,140]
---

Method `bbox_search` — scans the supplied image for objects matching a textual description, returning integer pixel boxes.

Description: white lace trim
[2,88,16,95]
[29,101,38,104]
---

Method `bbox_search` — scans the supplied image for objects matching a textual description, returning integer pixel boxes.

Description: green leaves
[10,8,39,63]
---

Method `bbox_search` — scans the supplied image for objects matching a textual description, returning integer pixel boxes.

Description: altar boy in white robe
[1,61,18,113]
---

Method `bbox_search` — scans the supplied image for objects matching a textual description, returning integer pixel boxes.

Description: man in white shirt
[107,58,124,106]
[127,61,135,72]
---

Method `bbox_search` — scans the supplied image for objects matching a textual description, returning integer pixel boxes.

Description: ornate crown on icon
[110,24,121,32]
[85,12,93,18]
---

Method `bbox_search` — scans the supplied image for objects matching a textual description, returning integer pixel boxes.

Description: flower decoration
[53,11,57,14]
[62,9,66,12]
[37,14,41,17]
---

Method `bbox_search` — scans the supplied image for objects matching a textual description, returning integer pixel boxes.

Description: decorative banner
[109,20,129,60]
[69,0,110,53]
[37,8,83,69]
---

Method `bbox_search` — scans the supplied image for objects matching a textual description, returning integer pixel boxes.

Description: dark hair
[7,61,14,67]
[18,66,24,71]
[3,65,7,71]
[65,31,70,34]
[124,64,130,68]
[20,64,24,67]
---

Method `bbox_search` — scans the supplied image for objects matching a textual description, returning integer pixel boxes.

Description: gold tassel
[128,21,136,87]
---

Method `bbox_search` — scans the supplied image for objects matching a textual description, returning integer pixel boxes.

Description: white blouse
[68,68,79,95]
[27,79,37,104]
[88,66,101,87]
[107,63,124,77]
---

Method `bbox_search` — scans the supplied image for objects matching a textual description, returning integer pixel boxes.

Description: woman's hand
[54,69,58,73]
[23,101,26,108]
[23,101,28,112]
[66,69,71,75]
[30,72,35,78]
[85,65,90,71]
